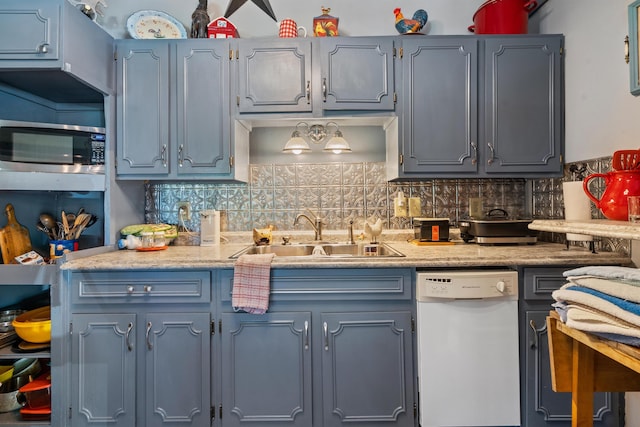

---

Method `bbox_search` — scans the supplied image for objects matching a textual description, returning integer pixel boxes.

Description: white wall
[97,0,486,38]
[535,0,640,162]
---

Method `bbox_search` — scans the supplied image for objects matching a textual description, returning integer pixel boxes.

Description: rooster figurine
[393,8,428,35]
[364,217,383,243]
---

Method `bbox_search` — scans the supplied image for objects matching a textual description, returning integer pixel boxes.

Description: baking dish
[17,371,50,409]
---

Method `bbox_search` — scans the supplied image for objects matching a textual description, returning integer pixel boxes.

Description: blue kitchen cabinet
[393,34,564,179]
[0,0,112,101]
[66,270,212,427]
[235,38,312,114]
[520,267,622,427]
[397,36,479,175]
[234,37,395,114]
[220,312,313,427]
[218,268,415,427]
[320,311,414,427]
[482,37,563,176]
[116,39,240,180]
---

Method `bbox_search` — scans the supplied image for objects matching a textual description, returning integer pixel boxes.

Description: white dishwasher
[416,270,520,427]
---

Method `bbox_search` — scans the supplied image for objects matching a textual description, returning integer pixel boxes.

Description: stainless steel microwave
[0,120,105,174]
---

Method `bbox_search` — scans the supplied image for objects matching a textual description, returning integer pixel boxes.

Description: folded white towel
[552,285,640,328]
[567,276,640,303]
[563,266,640,283]
[564,303,640,339]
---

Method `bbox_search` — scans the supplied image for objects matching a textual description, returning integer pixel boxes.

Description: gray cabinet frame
[519,267,622,427]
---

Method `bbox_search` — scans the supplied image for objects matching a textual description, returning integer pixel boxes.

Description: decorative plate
[136,245,169,252]
[127,10,187,40]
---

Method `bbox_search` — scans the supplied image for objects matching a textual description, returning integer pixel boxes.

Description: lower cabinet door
[524,310,622,427]
[321,311,414,427]
[221,312,312,427]
[71,312,211,427]
[145,312,211,427]
[71,313,137,427]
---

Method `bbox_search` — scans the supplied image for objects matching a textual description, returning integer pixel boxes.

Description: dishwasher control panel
[416,270,518,300]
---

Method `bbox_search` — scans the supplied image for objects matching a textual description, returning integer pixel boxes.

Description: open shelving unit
[0,265,57,427]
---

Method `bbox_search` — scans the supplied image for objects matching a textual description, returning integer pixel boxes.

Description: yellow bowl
[11,306,51,344]
[0,366,13,383]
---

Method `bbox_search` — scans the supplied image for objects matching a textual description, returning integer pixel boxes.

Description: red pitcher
[583,170,640,221]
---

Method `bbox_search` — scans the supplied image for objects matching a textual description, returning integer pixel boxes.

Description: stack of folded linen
[552,266,640,346]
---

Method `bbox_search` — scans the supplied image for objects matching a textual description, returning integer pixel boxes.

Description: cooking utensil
[459,209,536,243]
[0,204,32,264]
[61,211,70,239]
[38,214,59,239]
[35,222,51,239]
[468,0,537,34]
[612,150,640,171]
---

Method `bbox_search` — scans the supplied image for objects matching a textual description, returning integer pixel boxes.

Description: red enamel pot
[468,0,537,34]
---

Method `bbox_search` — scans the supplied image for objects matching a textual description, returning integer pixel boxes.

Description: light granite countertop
[61,229,631,270]
[529,219,640,240]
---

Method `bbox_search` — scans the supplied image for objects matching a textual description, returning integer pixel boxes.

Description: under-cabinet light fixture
[282,122,351,155]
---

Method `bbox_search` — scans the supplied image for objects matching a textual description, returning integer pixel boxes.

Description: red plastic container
[468,0,537,34]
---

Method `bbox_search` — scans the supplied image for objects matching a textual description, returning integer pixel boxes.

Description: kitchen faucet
[294,210,324,241]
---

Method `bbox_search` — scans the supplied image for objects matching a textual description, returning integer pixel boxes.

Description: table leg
[572,339,594,427]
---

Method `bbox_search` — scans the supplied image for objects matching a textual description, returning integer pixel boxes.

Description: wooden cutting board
[0,203,32,264]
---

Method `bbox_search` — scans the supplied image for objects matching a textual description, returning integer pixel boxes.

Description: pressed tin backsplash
[145,162,528,232]
[145,157,629,255]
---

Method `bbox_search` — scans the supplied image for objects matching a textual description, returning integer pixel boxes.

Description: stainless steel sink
[229,243,404,259]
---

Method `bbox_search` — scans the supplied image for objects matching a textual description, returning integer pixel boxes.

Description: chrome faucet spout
[294,212,323,241]
[347,220,355,245]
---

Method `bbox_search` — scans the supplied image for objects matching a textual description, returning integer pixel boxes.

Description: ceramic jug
[583,170,640,221]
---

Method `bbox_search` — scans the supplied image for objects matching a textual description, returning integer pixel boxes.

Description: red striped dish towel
[232,253,275,314]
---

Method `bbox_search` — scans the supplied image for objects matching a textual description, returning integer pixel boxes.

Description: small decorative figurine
[191,0,210,38]
[364,217,383,243]
[313,7,338,37]
[393,8,428,34]
[68,0,108,21]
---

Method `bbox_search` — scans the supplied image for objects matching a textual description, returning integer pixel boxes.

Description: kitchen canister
[49,239,78,259]
[200,210,220,246]
[562,181,593,242]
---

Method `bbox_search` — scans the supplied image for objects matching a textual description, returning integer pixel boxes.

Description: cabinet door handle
[146,322,153,350]
[529,319,538,349]
[178,144,184,167]
[126,285,134,294]
[306,80,311,104]
[126,322,133,351]
[38,43,49,54]
[144,285,153,293]
[471,141,478,165]
[304,320,309,350]
[322,78,327,102]
[160,144,167,168]
[323,321,329,351]
[487,142,495,165]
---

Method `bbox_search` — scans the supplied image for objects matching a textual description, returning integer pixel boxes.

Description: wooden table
[547,311,640,426]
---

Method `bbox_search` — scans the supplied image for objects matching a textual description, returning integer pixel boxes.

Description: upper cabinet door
[175,40,231,176]
[401,37,479,174]
[116,40,170,176]
[237,39,312,113]
[319,37,395,111]
[0,1,59,60]
[482,36,563,176]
